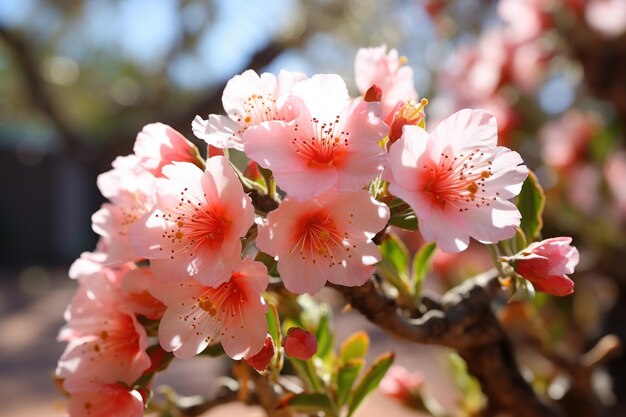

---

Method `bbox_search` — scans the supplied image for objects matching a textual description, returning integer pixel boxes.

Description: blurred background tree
[1,0,626,416]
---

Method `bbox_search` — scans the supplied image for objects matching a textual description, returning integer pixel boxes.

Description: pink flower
[283,328,317,360]
[193,69,306,151]
[509,39,551,93]
[386,109,528,253]
[354,45,418,119]
[130,156,254,286]
[441,31,506,102]
[57,274,150,389]
[244,74,388,201]
[605,151,626,218]
[585,0,626,38]
[567,163,601,215]
[117,267,167,320]
[66,382,144,417]
[133,123,203,177]
[498,0,549,43]
[69,254,165,320]
[256,191,389,294]
[379,365,423,402]
[92,155,157,266]
[539,110,598,170]
[150,257,269,359]
[514,237,579,296]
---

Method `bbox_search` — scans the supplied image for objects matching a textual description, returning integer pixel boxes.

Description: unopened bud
[246,335,275,372]
[511,237,579,296]
[207,144,224,157]
[364,84,383,102]
[244,161,262,181]
[283,328,317,360]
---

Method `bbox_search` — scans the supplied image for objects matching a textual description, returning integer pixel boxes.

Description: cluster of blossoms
[56,45,578,416]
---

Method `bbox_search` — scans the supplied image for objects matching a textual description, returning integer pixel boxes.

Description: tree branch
[332,273,559,417]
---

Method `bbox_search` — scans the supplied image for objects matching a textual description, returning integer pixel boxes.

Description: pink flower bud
[283,328,317,360]
[379,365,423,403]
[364,84,383,102]
[246,336,275,372]
[244,161,263,182]
[514,237,579,296]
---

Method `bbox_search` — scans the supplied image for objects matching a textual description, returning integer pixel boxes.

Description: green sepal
[412,242,437,299]
[516,170,545,242]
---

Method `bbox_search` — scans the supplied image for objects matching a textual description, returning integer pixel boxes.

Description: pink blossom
[509,39,551,93]
[92,155,156,266]
[133,122,203,177]
[354,45,418,118]
[283,328,317,360]
[379,365,423,402]
[117,267,167,320]
[515,237,579,296]
[66,382,144,417]
[441,31,507,102]
[244,74,388,201]
[386,109,528,253]
[57,273,150,389]
[130,156,254,286]
[256,190,389,294]
[567,163,602,215]
[150,257,269,359]
[539,110,598,170]
[193,69,306,151]
[498,0,550,43]
[69,254,165,320]
[605,151,626,218]
[585,0,626,38]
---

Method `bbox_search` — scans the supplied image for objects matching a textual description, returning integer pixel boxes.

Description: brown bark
[332,274,559,417]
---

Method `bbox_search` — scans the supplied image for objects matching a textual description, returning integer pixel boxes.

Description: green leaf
[277,392,336,416]
[266,303,282,348]
[387,198,418,231]
[335,359,364,407]
[257,165,274,192]
[388,212,418,231]
[516,171,545,242]
[513,227,528,254]
[590,124,618,162]
[378,234,412,298]
[288,357,326,393]
[339,331,370,363]
[348,352,395,416]
[447,353,485,414]
[315,306,334,364]
[411,242,436,299]
[380,234,410,276]
[255,251,279,277]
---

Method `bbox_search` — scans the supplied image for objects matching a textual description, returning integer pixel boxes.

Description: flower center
[185,279,248,343]
[422,147,495,211]
[290,211,349,267]
[157,188,232,260]
[292,116,349,166]
[235,93,278,126]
